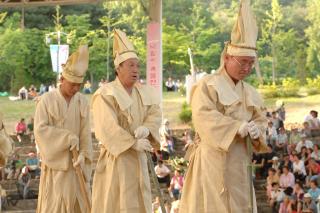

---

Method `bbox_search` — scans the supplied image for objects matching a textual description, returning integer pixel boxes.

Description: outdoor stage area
[1,91,320,212]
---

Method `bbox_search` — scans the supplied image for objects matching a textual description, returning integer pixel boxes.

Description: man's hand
[134,126,150,139]
[132,138,152,152]
[248,121,260,139]
[70,136,79,151]
[73,153,91,182]
[238,122,249,138]
[73,153,85,168]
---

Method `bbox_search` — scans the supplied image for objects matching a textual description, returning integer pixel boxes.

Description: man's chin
[69,92,78,97]
[238,75,247,80]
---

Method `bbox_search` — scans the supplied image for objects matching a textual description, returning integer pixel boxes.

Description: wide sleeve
[143,104,162,150]
[34,97,77,171]
[79,97,93,182]
[191,80,242,152]
[0,128,13,166]
[92,95,136,158]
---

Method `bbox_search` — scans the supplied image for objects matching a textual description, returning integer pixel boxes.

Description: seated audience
[15,118,27,143]
[154,160,171,187]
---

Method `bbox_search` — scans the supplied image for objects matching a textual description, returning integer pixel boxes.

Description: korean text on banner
[147,22,161,94]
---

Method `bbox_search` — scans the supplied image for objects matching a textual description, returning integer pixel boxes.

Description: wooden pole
[71,149,91,213]
[246,136,254,213]
[146,152,166,213]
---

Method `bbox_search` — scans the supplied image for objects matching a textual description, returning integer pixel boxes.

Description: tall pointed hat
[226,0,258,57]
[113,29,139,68]
[61,45,89,83]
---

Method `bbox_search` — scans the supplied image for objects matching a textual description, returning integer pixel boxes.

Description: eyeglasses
[232,57,255,69]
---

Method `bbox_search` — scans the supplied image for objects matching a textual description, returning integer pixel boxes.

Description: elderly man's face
[60,77,81,99]
[224,54,255,83]
[117,58,140,89]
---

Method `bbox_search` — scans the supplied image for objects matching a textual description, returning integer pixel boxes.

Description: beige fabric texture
[179,68,268,213]
[62,45,89,84]
[34,89,92,213]
[0,114,13,166]
[91,78,161,213]
[227,0,258,57]
[113,29,139,68]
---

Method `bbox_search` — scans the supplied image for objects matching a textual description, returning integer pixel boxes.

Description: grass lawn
[0,97,36,131]
[263,94,320,126]
[1,92,320,133]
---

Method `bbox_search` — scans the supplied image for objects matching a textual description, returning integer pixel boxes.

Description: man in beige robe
[91,29,162,213]
[34,45,92,213]
[179,0,268,212]
[0,113,13,211]
[0,113,13,167]
[0,114,13,213]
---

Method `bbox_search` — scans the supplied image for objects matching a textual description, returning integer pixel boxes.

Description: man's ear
[224,54,230,62]
[115,66,120,75]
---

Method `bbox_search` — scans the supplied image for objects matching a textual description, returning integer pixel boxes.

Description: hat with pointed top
[113,29,139,68]
[226,0,258,57]
[61,45,89,83]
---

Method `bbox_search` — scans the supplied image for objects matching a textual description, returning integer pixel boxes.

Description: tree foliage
[0,0,318,92]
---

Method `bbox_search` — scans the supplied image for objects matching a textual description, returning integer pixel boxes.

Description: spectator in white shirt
[271,156,281,171]
[296,134,313,153]
[305,110,320,130]
[293,154,307,182]
[275,127,288,153]
[165,77,175,92]
[18,86,28,100]
[154,160,171,187]
[271,111,283,133]
[266,121,277,147]
[311,144,320,161]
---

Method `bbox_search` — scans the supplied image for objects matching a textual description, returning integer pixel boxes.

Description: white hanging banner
[50,45,69,73]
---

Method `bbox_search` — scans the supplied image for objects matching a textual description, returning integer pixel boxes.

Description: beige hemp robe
[91,78,161,213]
[34,89,92,213]
[0,115,13,166]
[179,69,268,213]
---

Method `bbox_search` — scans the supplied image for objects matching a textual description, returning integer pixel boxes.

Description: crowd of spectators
[254,106,320,213]
[15,78,183,102]
[16,79,96,101]
[0,150,40,202]
[151,118,188,212]
[18,84,56,101]
[3,96,320,212]
[0,118,40,207]
[165,77,182,92]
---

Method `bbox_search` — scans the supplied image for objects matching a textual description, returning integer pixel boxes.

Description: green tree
[264,0,283,84]
[0,28,29,92]
[162,22,189,78]
[305,0,320,75]
[186,3,222,72]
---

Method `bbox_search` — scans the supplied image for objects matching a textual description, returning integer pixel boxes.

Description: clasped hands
[238,121,260,139]
[132,126,152,152]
